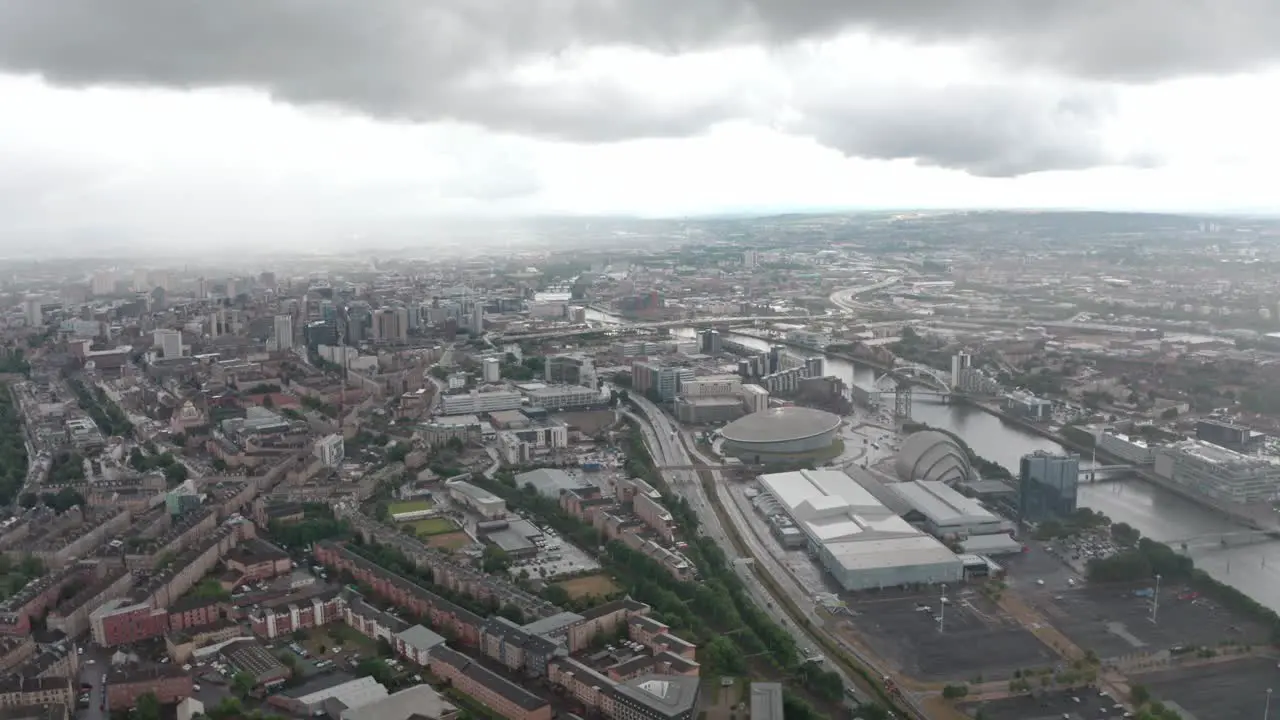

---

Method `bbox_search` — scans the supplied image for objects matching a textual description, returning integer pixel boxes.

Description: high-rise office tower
[274,314,294,351]
[1018,451,1080,522]
[153,329,182,359]
[699,329,722,355]
[482,358,501,383]
[23,298,41,328]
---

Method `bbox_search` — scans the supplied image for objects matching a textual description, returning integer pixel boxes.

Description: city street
[76,643,112,720]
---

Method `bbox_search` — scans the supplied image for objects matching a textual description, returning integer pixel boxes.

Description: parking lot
[1135,656,1280,720]
[1024,582,1267,660]
[508,528,600,581]
[962,688,1131,720]
[842,588,1056,681]
[1001,544,1086,593]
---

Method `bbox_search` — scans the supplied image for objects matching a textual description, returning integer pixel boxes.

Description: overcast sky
[2,1,1279,249]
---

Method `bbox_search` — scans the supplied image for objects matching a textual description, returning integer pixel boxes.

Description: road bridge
[1166,529,1280,552]
[496,314,813,341]
[829,276,903,311]
[1078,465,1137,481]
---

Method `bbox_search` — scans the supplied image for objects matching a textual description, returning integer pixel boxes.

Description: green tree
[701,635,746,676]
[1131,684,1151,706]
[232,671,256,699]
[941,684,969,700]
[355,658,394,685]
[387,442,410,463]
[481,545,511,574]
[135,692,161,720]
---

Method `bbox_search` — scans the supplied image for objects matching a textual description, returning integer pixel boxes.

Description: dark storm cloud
[0,0,747,142]
[0,1,1266,173]
[797,87,1130,177]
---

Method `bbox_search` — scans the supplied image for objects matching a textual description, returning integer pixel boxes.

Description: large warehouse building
[895,430,973,484]
[888,480,1009,538]
[719,406,842,465]
[757,469,962,590]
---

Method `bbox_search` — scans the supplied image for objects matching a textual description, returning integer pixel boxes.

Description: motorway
[624,395,875,707]
[499,314,813,341]
[829,276,903,311]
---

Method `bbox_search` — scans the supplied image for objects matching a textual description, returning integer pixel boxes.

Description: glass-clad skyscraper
[1019,451,1080,522]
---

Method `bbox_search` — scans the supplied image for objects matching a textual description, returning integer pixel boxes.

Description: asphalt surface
[1022,580,1267,661]
[75,645,109,720]
[844,590,1056,681]
[963,688,1131,720]
[1135,656,1279,720]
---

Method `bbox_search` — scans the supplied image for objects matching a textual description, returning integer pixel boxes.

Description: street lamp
[939,583,947,633]
[1265,688,1273,720]
[1150,574,1162,624]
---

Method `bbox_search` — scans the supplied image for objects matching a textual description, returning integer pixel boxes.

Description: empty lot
[1026,583,1266,659]
[556,573,621,600]
[1136,656,1280,720]
[840,589,1056,681]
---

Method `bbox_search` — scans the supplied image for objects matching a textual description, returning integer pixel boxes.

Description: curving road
[829,276,902,311]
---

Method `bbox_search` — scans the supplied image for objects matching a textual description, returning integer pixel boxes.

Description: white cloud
[2,30,1280,253]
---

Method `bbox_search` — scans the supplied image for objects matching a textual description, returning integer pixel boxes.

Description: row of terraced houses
[314,541,701,720]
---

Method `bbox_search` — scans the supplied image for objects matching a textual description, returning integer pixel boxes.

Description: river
[583,309,1280,610]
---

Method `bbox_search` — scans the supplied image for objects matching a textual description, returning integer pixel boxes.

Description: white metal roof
[760,469,884,517]
[761,469,919,543]
[888,481,998,527]
[294,676,388,708]
[959,534,1023,554]
[825,535,960,572]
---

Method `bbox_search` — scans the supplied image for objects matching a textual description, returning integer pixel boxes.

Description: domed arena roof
[895,430,972,484]
[720,406,842,445]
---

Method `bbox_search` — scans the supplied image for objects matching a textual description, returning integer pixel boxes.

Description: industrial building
[440,390,523,415]
[544,354,597,389]
[673,396,744,425]
[1195,418,1266,453]
[1003,391,1053,421]
[523,384,602,410]
[888,480,1010,539]
[895,431,972,484]
[756,469,962,590]
[515,468,594,500]
[679,375,741,398]
[445,479,507,519]
[740,384,769,414]
[340,684,459,720]
[718,406,841,465]
[632,362,694,401]
[1097,431,1154,465]
[1154,440,1280,504]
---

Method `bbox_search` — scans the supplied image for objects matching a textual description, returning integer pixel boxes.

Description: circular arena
[895,430,972,484]
[720,406,842,464]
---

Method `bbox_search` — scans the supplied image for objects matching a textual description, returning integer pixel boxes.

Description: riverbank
[956,396,1279,533]
[732,328,1275,533]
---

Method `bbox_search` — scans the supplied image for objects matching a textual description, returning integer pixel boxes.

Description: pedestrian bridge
[1079,465,1137,481]
[1166,529,1280,552]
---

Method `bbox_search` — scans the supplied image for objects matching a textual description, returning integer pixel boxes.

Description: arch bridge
[874,364,952,418]
[874,364,952,394]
